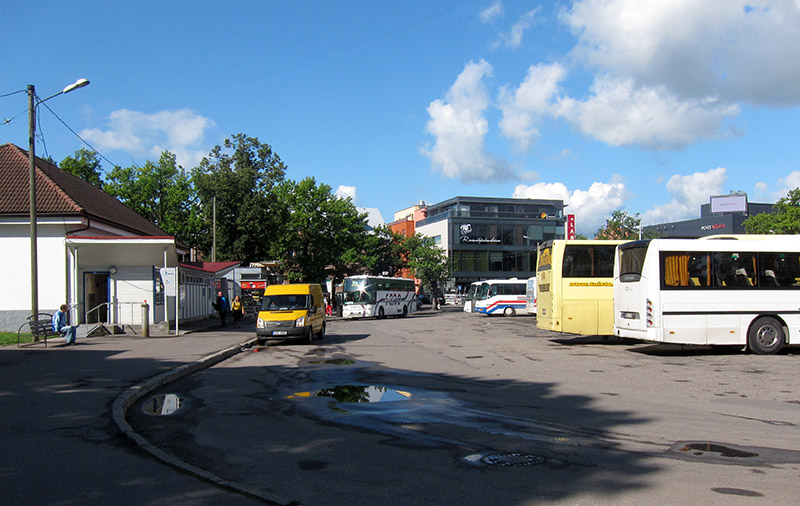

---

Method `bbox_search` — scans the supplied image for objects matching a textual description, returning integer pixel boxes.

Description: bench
[17,313,60,347]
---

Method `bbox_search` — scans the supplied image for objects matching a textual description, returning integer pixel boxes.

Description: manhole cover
[481,452,546,467]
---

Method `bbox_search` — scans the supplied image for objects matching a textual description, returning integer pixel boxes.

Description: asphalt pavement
[0,316,268,506]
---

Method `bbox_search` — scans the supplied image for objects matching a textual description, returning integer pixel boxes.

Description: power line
[38,99,118,168]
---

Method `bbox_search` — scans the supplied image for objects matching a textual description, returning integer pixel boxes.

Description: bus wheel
[748,317,785,355]
[401,305,408,318]
[378,307,385,319]
[503,307,516,317]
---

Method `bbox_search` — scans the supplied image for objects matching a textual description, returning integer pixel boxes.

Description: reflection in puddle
[287,385,412,403]
[309,359,357,365]
[679,443,758,459]
[142,393,182,416]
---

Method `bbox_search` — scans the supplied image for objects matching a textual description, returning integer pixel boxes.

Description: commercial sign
[459,223,501,244]
[700,223,726,231]
[567,214,576,240]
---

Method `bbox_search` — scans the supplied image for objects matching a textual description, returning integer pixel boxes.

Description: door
[84,272,110,323]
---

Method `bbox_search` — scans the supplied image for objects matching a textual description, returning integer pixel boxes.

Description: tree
[744,188,800,234]
[405,233,451,309]
[193,134,286,262]
[595,210,641,240]
[362,224,410,277]
[271,177,369,283]
[60,148,103,187]
[104,151,203,246]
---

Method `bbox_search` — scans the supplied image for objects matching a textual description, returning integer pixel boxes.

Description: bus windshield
[618,242,649,282]
[343,278,375,304]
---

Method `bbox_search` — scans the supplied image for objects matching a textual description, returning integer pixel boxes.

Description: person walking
[231,295,243,328]
[215,291,229,327]
[52,304,77,345]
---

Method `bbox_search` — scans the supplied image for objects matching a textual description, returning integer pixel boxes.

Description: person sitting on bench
[52,304,77,345]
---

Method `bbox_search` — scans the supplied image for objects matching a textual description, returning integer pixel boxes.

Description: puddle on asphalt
[141,393,183,416]
[678,443,758,459]
[287,385,412,403]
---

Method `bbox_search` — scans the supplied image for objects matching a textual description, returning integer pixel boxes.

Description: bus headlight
[295,316,305,327]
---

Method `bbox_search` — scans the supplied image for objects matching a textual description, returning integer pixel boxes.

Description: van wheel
[504,307,516,317]
[748,317,784,355]
[316,322,326,340]
[304,328,313,345]
[257,338,266,346]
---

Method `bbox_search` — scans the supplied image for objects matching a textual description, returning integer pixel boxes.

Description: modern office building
[643,193,775,238]
[414,196,566,291]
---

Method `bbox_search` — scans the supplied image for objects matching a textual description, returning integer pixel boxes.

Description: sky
[2,1,800,235]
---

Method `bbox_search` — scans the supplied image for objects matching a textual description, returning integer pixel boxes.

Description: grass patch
[1,331,36,346]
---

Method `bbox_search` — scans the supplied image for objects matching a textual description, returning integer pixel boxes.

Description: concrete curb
[112,337,293,505]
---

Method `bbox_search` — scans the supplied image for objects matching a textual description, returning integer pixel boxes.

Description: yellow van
[256,283,326,345]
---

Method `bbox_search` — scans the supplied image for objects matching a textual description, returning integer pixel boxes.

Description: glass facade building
[415,196,566,291]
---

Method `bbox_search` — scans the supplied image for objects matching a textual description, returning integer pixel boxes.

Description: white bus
[341,275,417,319]
[525,276,537,315]
[473,279,527,317]
[463,281,482,313]
[614,237,800,354]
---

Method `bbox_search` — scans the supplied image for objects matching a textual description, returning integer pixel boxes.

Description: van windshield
[261,294,311,311]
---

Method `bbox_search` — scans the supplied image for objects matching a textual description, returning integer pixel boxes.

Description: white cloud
[495,8,539,49]
[480,1,503,24]
[335,185,357,201]
[80,108,215,168]
[499,62,566,151]
[755,171,800,202]
[563,0,800,106]
[421,59,514,183]
[513,176,630,235]
[641,167,728,225]
[554,76,740,149]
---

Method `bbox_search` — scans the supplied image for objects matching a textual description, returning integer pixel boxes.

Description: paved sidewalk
[0,317,267,506]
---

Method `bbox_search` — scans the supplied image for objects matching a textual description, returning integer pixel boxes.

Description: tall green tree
[595,209,642,240]
[405,233,451,309]
[362,224,410,277]
[104,151,202,245]
[60,148,104,187]
[744,188,800,234]
[271,177,369,283]
[193,134,286,262]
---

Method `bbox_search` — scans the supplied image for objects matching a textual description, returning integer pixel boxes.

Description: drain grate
[481,452,546,467]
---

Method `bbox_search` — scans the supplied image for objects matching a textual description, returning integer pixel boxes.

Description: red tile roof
[0,143,168,237]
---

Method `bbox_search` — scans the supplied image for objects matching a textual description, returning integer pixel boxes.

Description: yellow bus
[536,239,628,335]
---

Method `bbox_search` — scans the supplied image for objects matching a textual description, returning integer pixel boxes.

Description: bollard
[141,302,150,337]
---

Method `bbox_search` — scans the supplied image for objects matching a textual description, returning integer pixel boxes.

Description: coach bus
[525,276,537,315]
[463,281,482,313]
[614,237,800,354]
[537,239,628,335]
[341,275,417,319]
[473,278,527,316]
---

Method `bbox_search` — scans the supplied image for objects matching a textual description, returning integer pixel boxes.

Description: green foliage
[60,148,104,187]
[271,177,368,283]
[744,188,800,234]
[193,134,286,262]
[362,224,410,277]
[595,209,641,240]
[105,151,202,246]
[404,233,451,307]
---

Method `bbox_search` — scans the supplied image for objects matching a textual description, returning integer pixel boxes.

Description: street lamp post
[28,78,90,324]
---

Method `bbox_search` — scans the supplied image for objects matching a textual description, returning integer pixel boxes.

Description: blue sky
[3,1,800,235]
